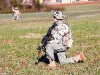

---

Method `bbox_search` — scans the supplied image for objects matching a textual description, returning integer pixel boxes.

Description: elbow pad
[59,29,68,36]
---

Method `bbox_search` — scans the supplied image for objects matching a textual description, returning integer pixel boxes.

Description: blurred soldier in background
[12,7,20,21]
[45,10,86,68]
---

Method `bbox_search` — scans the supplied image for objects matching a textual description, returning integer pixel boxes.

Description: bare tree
[1,0,10,10]
[32,0,41,12]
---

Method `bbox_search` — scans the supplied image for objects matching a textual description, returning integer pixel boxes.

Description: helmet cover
[15,7,18,10]
[52,10,64,20]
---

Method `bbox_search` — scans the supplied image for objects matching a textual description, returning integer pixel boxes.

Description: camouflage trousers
[46,43,76,64]
[12,13,20,21]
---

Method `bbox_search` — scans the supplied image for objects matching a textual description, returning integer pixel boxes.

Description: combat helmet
[52,10,64,20]
[15,7,18,10]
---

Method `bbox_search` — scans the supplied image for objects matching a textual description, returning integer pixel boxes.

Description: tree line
[0,0,44,14]
[0,0,65,14]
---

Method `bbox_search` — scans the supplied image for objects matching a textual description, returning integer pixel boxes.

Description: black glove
[37,46,42,50]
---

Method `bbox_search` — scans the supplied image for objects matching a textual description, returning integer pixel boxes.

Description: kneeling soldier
[46,11,86,68]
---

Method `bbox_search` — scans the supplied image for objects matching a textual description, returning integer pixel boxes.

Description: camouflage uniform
[12,7,20,20]
[46,20,76,64]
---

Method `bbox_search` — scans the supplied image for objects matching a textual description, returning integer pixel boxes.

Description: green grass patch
[0,3,100,75]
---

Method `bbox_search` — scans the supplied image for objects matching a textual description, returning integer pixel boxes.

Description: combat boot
[74,52,86,62]
[47,60,56,68]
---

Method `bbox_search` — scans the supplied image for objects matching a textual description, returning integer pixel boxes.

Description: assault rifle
[35,23,57,64]
[37,22,57,51]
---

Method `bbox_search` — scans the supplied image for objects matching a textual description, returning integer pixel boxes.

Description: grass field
[0,3,100,75]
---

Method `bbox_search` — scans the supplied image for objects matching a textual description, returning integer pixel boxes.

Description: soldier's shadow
[38,53,59,64]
